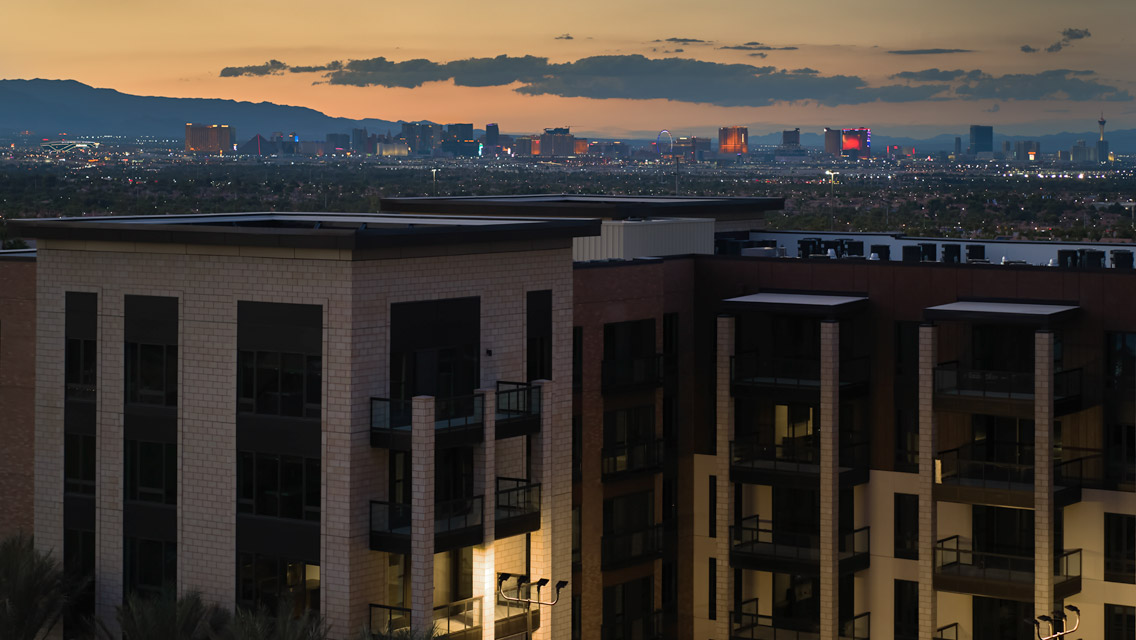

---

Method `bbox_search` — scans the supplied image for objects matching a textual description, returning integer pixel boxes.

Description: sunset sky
[4,0,1135,138]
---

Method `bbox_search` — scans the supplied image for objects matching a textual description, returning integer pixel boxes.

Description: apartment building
[5,198,1136,640]
[11,212,595,639]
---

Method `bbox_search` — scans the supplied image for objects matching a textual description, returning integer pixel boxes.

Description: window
[237,452,320,521]
[65,338,96,401]
[237,553,319,615]
[1105,513,1136,583]
[124,537,175,598]
[125,343,177,406]
[237,350,321,418]
[1106,604,1136,640]
[894,493,918,560]
[64,433,95,495]
[708,557,717,620]
[125,440,176,504]
[894,580,918,640]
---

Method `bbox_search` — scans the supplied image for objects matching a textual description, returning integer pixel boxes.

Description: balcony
[495,382,542,439]
[369,496,484,554]
[601,610,663,640]
[933,536,1081,601]
[495,477,541,540]
[729,439,870,486]
[933,363,1082,416]
[602,354,663,393]
[936,443,1103,507]
[730,600,870,640]
[729,516,869,575]
[602,439,664,479]
[731,353,870,398]
[601,524,663,570]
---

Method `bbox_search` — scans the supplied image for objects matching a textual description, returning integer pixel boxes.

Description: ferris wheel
[656,130,673,156]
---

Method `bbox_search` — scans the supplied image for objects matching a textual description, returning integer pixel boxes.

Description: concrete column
[1034,331,1055,622]
[917,324,939,639]
[819,320,840,640]
[476,388,496,640]
[93,293,124,631]
[410,396,436,634]
[714,315,734,640]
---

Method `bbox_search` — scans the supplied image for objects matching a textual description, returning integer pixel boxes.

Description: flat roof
[924,300,1079,325]
[378,194,785,220]
[10,212,600,252]
[722,291,869,317]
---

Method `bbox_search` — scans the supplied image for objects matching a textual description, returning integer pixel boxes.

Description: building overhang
[721,291,869,318]
[923,300,1079,326]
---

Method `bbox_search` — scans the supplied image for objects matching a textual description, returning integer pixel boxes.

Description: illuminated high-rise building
[824,127,842,156]
[185,123,235,155]
[841,128,870,159]
[718,126,748,155]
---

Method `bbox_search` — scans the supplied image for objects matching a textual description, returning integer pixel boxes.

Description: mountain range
[0,78,1132,153]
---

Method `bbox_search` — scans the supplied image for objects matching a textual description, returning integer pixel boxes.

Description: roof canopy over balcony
[721,291,869,318]
[924,300,1078,326]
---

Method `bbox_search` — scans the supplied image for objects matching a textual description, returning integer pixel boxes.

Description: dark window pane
[256,455,280,517]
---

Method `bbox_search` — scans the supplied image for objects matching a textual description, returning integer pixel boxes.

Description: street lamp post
[825,170,840,230]
[498,573,569,640]
[1033,605,1080,640]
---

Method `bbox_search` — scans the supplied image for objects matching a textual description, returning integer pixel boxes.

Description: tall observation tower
[1099,113,1107,141]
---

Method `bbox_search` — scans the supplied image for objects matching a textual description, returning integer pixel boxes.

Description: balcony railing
[434,596,483,639]
[602,354,663,392]
[601,609,663,640]
[602,439,664,477]
[934,362,1082,401]
[934,623,959,640]
[496,382,542,438]
[601,524,663,569]
[369,603,411,636]
[934,535,1082,588]
[495,478,541,539]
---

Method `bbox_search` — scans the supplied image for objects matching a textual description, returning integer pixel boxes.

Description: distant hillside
[0,78,407,141]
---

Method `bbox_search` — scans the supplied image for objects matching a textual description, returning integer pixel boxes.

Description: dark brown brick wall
[0,258,36,539]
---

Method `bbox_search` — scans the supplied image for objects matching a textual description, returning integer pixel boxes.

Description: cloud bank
[219,55,1131,107]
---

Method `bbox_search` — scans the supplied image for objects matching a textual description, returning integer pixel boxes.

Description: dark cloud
[720,43,798,51]
[1027,27,1092,54]
[219,59,288,77]
[289,61,342,73]
[955,69,1130,101]
[887,49,974,55]
[555,34,573,40]
[890,68,986,82]
[221,54,1130,108]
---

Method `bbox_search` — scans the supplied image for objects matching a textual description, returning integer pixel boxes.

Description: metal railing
[436,495,483,535]
[601,354,663,391]
[369,603,412,635]
[600,609,663,640]
[369,501,412,536]
[732,352,821,387]
[934,623,958,640]
[602,439,664,477]
[434,596,482,638]
[601,524,663,568]
[934,535,1082,585]
[370,397,412,431]
[435,393,485,431]
[495,382,541,425]
[495,478,540,519]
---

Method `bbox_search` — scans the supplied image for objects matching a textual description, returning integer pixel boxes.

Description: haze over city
[4,0,1136,138]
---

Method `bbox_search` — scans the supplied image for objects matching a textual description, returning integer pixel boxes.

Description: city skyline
[3,1,1136,139]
